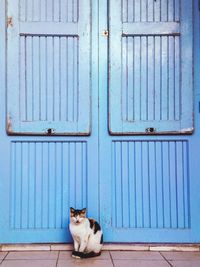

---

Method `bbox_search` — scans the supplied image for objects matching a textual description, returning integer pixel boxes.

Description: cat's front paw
[72,251,83,259]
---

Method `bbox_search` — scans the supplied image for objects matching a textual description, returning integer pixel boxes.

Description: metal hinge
[7,17,13,27]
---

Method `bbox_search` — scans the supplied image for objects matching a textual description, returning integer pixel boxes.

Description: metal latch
[146,127,156,133]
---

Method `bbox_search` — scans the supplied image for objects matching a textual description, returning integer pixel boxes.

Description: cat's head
[70,207,87,225]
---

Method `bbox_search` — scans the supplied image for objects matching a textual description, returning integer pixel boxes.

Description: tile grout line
[55,251,60,267]
[0,252,9,266]
[159,252,173,267]
[109,251,116,267]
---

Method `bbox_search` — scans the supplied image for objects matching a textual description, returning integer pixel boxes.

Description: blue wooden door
[99,0,200,243]
[1,0,99,243]
[1,0,200,244]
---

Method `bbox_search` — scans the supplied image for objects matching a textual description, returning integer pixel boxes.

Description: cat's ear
[81,208,87,215]
[70,207,75,213]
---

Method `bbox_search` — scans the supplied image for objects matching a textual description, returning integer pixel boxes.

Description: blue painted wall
[0,0,200,243]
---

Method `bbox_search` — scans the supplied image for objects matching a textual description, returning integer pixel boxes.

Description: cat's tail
[72,251,101,259]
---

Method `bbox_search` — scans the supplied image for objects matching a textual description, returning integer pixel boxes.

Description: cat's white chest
[69,221,88,239]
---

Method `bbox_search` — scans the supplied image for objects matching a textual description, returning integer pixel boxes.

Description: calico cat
[69,207,103,258]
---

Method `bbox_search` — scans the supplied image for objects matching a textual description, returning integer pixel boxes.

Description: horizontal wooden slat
[20,22,78,36]
[123,22,180,36]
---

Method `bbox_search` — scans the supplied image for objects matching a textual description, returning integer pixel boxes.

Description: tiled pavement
[1,251,200,267]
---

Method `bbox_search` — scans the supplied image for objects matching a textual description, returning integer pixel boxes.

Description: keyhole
[146,127,156,133]
[46,128,55,135]
[48,128,52,134]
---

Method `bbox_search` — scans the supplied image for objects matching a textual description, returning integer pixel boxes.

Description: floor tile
[59,250,110,260]
[5,251,58,260]
[113,260,171,267]
[1,260,56,267]
[0,252,7,260]
[169,260,200,267]
[162,252,200,261]
[110,251,163,260]
[57,259,114,267]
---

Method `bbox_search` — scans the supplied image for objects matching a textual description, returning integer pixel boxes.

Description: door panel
[7,0,91,135]
[109,0,193,134]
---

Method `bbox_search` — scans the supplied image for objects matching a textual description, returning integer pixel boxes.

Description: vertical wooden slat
[147,0,154,22]
[161,36,168,120]
[176,141,185,228]
[73,0,78,22]
[127,37,134,121]
[69,143,76,205]
[183,141,190,228]
[67,0,73,22]
[162,142,171,228]
[174,0,180,21]
[26,36,33,121]
[122,37,127,121]
[154,36,161,120]
[40,37,47,121]
[46,36,54,122]
[46,0,53,21]
[54,0,60,22]
[20,0,26,21]
[147,36,155,120]
[35,143,42,228]
[112,142,116,228]
[142,142,150,228]
[135,142,143,227]
[40,0,46,21]
[174,36,180,120]
[127,0,133,22]
[168,0,175,21]
[27,0,33,21]
[149,142,157,228]
[67,38,73,121]
[156,141,164,228]
[33,37,40,121]
[169,142,178,228]
[53,37,60,121]
[122,142,130,227]
[20,36,26,121]
[134,37,141,121]
[129,142,136,228]
[28,142,35,228]
[82,143,87,208]
[140,37,147,120]
[134,0,141,22]
[161,0,168,21]
[76,143,83,208]
[141,0,147,22]
[48,142,56,228]
[33,0,40,21]
[60,37,67,121]
[73,37,78,122]
[61,0,67,22]
[168,36,175,120]
[55,142,62,228]
[116,142,123,228]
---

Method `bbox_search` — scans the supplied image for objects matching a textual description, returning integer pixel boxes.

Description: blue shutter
[109,0,193,134]
[7,0,91,135]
